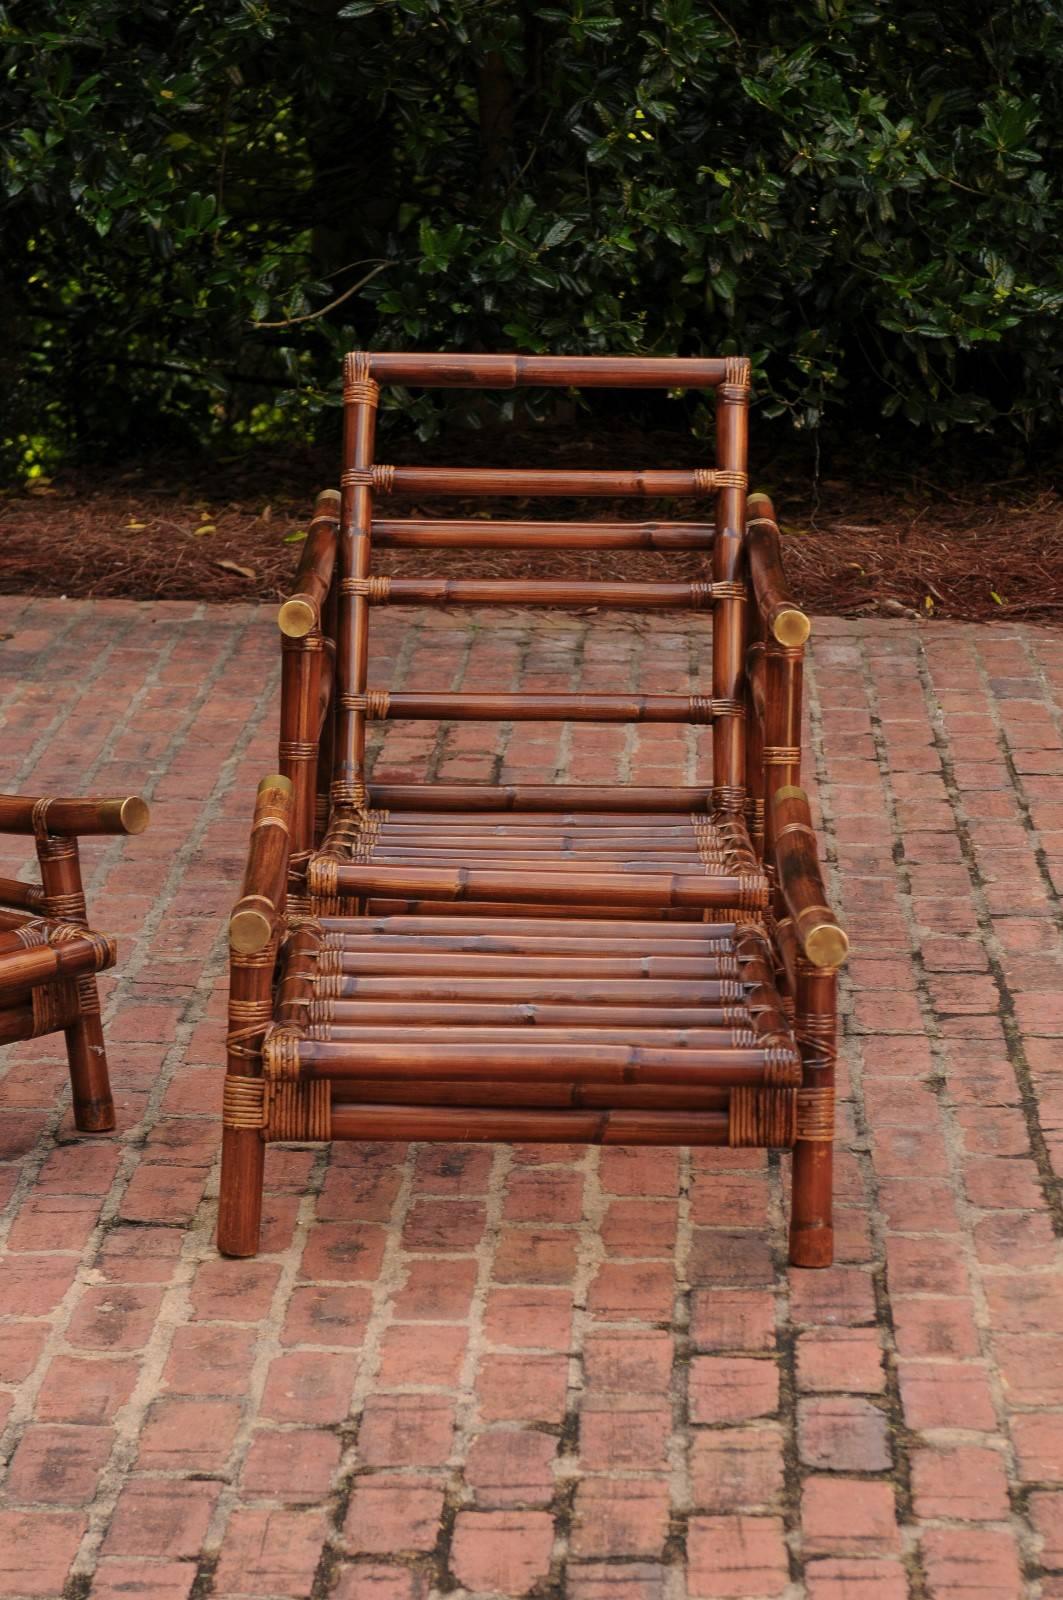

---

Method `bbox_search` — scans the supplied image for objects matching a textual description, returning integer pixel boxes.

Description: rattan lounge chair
[217,353,848,1266]
[0,793,149,1130]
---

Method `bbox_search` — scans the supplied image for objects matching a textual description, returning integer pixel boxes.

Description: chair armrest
[229,775,293,954]
[746,493,811,648]
[278,490,340,638]
[772,786,849,968]
[0,795,149,837]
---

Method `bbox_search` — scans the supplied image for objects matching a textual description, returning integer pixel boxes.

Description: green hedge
[3,1,1061,468]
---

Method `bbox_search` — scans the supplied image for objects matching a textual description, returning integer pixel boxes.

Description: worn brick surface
[2,601,1063,1597]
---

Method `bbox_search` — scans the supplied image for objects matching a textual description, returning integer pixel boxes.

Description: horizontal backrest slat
[372,520,714,551]
[362,467,741,498]
[361,579,723,609]
[366,353,729,389]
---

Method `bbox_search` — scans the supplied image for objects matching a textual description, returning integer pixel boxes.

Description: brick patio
[0,597,1061,1599]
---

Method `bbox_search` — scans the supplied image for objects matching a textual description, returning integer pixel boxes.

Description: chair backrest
[332,352,753,818]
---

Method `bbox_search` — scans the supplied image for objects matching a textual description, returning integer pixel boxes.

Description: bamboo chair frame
[218,353,847,1267]
[0,794,149,1130]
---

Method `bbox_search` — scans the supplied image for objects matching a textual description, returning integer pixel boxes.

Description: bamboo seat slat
[322,1002,743,1028]
[320,951,735,979]
[218,352,846,1271]
[326,933,732,957]
[292,1039,795,1087]
[325,863,767,912]
[319,914,739,940]
[325,975,747,1004]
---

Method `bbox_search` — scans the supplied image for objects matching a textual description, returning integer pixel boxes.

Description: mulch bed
[2,433,1060,622]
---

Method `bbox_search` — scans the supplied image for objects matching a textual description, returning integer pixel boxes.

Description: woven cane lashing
[797,1085,835,1141]
[223,1074,266,1130]
[30,980,80,1036]
[729,1086,797,1148]
[265,1078,331,1141]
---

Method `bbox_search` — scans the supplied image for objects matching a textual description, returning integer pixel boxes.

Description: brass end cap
[747,491,775,520]
[804,922,850,969]
[278,596,316,638]
[115,796,150,834]
[772,606,812,648]
[314,489,341,513]
[257,774,293,799]
[230,907,274,955]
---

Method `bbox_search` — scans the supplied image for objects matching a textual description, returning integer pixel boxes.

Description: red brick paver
[1,599,1062,1596]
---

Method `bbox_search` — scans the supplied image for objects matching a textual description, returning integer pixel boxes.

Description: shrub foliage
[2,0,1061,464]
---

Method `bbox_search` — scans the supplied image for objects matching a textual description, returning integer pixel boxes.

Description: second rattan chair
[217,352,847,1267]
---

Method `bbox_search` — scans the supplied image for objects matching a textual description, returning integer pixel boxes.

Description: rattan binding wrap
[729,1086,797,1148]
[223,1074,266,1130]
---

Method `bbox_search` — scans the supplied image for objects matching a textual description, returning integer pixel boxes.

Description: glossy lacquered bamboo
[789,958,838,1267]
[320,1000,740,1027]
[373,519,714,551]
[321,914,737,940]
[327,863,762,912]
[31,830,112,1131]
[217,777,294,1258]
[364,693,727,723]
[377,467,722,499]
[288,1038,789,1086]
[772,787,849,968]
[368,786,712,812]
[229,776,294,954]
[217,349,849,1267]
[330,1080,731,1111]
[0,878,46,912]
[370,578,720,609]
[320,973,746,1003]
[746,493,811,647]
[277,491,340,637]
[328,931,730,956]
[0,932,115,998]
[0,796,149,836]
[279,634,324,881]
[366,353,728,388]
[335,360,378,806]
[711,364,748,807]
[312,1025,746,1047]
[324,950,733,978]
[329,1103,731,1145]
[0,1000,76,1045]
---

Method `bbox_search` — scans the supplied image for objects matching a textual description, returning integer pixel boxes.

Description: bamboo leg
[35,832,113,1133]
[217,775,293,1257]
[789,959,837,1267]
[216,944,274,1257]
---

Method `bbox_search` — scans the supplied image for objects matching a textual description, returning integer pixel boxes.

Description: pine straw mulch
[1,431,1060,623]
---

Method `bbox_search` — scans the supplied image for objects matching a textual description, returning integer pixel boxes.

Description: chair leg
[788,960,837,1268]
[216,942,274,1257]
[218,1124,266,1258]
[62,990,115,1133]
[790,1138,833,1268]
[36,833,114,1133]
